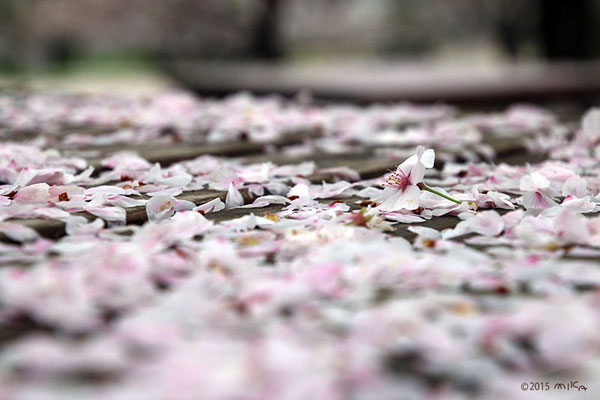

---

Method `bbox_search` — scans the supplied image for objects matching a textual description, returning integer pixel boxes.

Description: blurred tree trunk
[539,0,590,59]
[250,0,283,59]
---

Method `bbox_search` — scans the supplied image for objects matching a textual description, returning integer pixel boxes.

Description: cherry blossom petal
[288,183,312,199]
[146,196,177,222]
[522,191,557,210]
[33,207,71,220]
[107,195,147,208]
[65,216,105,236]
[562,176,588,198]
[461,210,505,236]
[194,198,226,214]
[85,206,127,222]
[225,183,244,209]
[520,171,550,192]
[0,222,39,242]
[581,107,600,143]
[12,183,50,204]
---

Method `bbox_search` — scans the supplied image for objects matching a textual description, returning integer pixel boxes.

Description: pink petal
[522,191,556,210]
[12,183,50,204]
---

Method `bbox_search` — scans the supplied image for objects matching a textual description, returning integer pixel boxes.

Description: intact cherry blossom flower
[378,146,434,211]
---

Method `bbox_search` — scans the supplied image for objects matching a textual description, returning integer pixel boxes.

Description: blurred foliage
[1,0,600,74]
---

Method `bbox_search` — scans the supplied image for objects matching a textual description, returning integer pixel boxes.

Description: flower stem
[418,183,462,205]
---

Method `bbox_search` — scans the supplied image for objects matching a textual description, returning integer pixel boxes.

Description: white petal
[146,196,176,221]
[582,108,600,142]
[408,162,425,185]
[395,185,421,210]
[65,217,104,236]
[562,176,588,198]
[33,207,70,220]
[288,183,311,199]
[146,187,183,197]
[466,210,504,236]
[520,172,549,191]
[107,195,147,208]
[397,157,416,176]
[0,222,39,242]
[408,225,440,239]
[86,206,126,222]
[225,183,244,209]
[378,189,403,211]
[174,199,196,211]
[194,198,226,214]
[522,191,556,210]
[420,148,435,168]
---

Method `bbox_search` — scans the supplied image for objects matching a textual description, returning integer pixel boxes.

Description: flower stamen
[384,170,410,190]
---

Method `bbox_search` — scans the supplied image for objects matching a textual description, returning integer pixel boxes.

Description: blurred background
[1,0,600,104]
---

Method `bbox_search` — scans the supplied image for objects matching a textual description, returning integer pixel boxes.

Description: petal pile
[0,91,599,399]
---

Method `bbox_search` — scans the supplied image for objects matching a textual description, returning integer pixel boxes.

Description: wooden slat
[166,59,600,105]
[63,127,322,168]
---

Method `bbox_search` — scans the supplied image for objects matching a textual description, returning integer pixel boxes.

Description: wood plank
[166,59,600,105]
[63,127,322,168]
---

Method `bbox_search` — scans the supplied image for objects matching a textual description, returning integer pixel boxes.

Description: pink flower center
[385,170,411,190]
